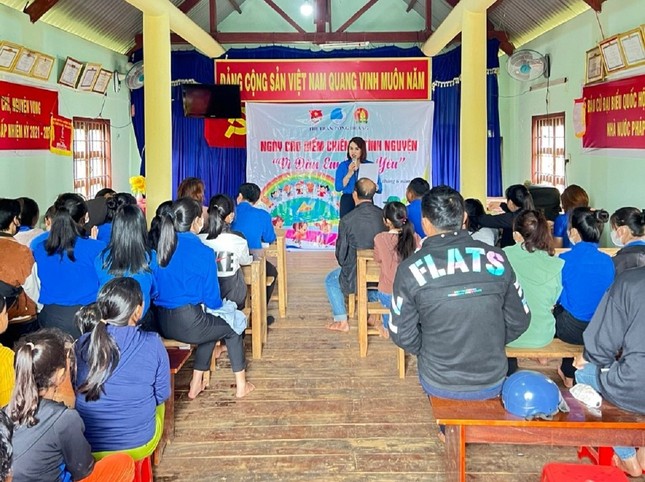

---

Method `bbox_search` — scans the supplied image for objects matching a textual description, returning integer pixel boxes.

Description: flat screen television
[181,83,242,118]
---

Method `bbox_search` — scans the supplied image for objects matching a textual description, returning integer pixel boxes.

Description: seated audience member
[97,193,137,244]
[0,297,14,407]
[609,207,645,275]
[9,329,134,482]
[31,193,106,338]
[325,179,386,333]
[553,185,589,249]
[0,199,39,347]
[74,278,170,454]
[373,201,421,338]
[153,198,254,399]
[504,210,564,374]
[177,177,207,223]
[14,198,44,248]
[28,205,55,250]
[465,198,499,246]
[477,184,534,248]
[95,205,157,331]
[389,186,530,401]
[148,200,173,251]
[231,183,278,320]
[0,410,12,482]
[575,266,645,476]
[199,195,253,309]
[405,178,430,238]
[556,207,614,387]
[95,188,116,199]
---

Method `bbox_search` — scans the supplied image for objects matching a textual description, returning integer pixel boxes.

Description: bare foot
[236,382,256,398]
[557,367,574,388]
[636,447,645,471]
[188,372,208,400]
[367,315,379,327]
[377,324,390,339]
[326,321,350,333]
[214,343,228,359]
[537,357,549,366]
[613,454,643,477]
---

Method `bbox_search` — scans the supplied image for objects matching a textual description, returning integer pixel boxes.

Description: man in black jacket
[325,178,386,332]
[389,186,530,399]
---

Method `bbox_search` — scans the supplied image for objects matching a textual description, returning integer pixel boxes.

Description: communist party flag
[203,107,246,148]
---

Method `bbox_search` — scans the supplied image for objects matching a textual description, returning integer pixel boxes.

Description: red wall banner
[50,115,73,156]
[215,58,430,102]
[0,80,59,150]
[582,74,645,149]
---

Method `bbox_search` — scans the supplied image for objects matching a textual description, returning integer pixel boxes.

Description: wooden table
[431,392,645,482]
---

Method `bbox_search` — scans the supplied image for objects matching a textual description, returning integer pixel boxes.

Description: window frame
[531,112,566,191]
[72,117,112,199]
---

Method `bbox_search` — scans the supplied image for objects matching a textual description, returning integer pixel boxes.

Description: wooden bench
[242,256,268,359]
[154,346,192,465]
[506,338,583,359]
[356,249,407,378]
[264,229,288,318]
[431,392,645,482]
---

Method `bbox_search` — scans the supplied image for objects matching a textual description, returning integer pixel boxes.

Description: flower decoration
[129,175,146,196]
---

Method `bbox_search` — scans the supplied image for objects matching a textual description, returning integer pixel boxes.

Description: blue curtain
[431,39,502,196]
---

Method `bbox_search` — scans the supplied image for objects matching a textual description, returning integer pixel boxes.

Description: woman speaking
[334,137,381,218]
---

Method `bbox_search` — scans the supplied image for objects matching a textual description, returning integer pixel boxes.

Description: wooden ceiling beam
[336,0,379,34]
[209,0,217,33]
[426,0,432,32]
[406,0,418,13]
[227,0,242,14]
[264,0,306,33]
[486,19,514,55]
[178,0,201,14]
[582,0,606,12]
[315,0,328,33]
[23,0,60,23]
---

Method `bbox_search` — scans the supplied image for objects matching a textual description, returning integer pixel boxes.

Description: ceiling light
[300,1,313,16]
[320,41,370,50]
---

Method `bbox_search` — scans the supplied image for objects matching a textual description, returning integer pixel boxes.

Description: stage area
[155,251,584,481]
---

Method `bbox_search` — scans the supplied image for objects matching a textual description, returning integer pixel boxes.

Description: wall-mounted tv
[181,83,242,118]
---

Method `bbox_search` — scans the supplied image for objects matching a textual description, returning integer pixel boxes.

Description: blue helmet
[502,370,568,420]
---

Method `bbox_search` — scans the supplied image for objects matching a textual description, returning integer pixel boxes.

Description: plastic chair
[541,463,628,481]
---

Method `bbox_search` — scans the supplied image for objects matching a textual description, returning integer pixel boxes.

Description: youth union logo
[309,109,323,124]
[330,108,345,124]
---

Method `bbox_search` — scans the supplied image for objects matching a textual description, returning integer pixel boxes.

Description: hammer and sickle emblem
[224,117,246,138]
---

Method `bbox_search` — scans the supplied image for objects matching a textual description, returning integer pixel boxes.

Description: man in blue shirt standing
[232,183,277,325]
[405,178,429,239]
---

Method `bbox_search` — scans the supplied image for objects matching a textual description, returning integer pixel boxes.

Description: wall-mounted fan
[113,60,144,92]
[506,49,550,81]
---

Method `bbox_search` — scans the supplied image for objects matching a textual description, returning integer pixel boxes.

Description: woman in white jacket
[199,194,253,309]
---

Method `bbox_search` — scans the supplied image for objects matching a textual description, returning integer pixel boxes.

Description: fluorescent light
[300,1,313,16]
[320,41,370,50]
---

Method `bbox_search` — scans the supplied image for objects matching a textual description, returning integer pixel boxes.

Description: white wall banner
[246,101,433,249]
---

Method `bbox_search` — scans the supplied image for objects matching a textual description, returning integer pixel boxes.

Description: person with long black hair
[147,200,173,251]
[199,194,252,309]
[74,278,169,455]
[476,184,534,248]
[31,193,105,338]
[153,198,254,399]
[95,204,158,330]
[373,201,421,338]
[97,192,137,244]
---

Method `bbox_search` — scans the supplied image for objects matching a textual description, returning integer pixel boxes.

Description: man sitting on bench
[388,186,531,408]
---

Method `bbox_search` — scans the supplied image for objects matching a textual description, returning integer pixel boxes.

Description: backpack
[0,279,23,310]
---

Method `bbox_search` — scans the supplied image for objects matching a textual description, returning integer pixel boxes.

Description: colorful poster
[582,74,645,149]
[246,101,433,249]
[0,80,58,150]
[216,58,430,102]
[50,115,73,155]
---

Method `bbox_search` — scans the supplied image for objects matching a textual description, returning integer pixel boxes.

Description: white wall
[0,3,140,216]
[499,0,644,237]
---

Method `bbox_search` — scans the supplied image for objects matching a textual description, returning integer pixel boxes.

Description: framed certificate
[92,69,113,94]
[585,47,604,84]
[0,42,21,71]
[599,37,626,73]
[78,63,101,91]
[618,29,645,67]
[31,53,55,80]
[58,57,83,88]
[12,49,38,76]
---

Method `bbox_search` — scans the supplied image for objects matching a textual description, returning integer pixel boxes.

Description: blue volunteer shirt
[334,159,383,195]
[231,201,276,250]
[407,198,425,238]
[153,231,222,310]
[32,235,106,305]
[553,213,571,248]
[558,241,615,321]
[95,249,158,317]
[97,222,112,244]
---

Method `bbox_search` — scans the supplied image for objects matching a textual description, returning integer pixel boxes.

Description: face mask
[610,230,624,247]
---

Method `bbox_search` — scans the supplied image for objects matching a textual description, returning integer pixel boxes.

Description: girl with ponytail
[96,192,138,244]
[199,194,253,309]
[609,207,645,275]
[373,202,421,338]
[153,198,254,400]
[555,207,615,387]
[9,328,135,481]
[32,193,106,338]
[504,210,564,374]
[74,277,169,454]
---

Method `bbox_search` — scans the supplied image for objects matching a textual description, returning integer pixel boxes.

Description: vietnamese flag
[204,107,246,148]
